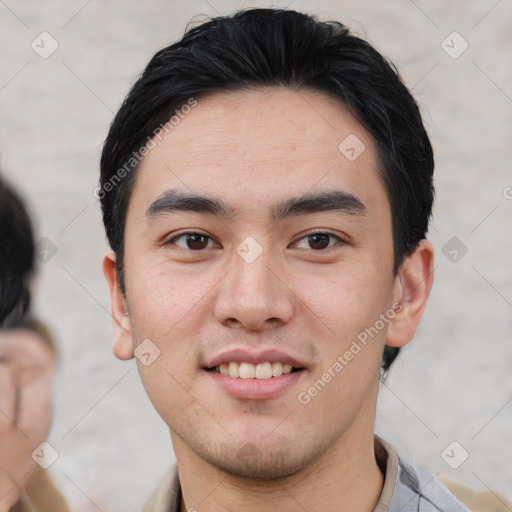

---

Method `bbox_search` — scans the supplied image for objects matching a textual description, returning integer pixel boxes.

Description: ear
[386,239,434,348]
[103,251,134,360]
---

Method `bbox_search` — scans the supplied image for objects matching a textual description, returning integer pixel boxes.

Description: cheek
[290,261,389,338]
[126,265,211,387]
[21,366,55,443]
[126,260,213,340]
[134,336,208,427]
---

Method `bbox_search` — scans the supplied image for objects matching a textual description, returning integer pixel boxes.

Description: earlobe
[386,239,435,348]
[102,251,135,360]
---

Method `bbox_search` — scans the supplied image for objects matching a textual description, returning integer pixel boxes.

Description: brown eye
[308,233,330,250]
[185,234,209,250]
[168,232,216,250]
[292,231,343,251]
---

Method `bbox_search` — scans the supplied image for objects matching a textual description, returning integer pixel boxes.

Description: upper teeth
[215,361,294,379]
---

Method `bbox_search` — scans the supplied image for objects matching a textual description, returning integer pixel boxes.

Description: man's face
[112,88,403,478]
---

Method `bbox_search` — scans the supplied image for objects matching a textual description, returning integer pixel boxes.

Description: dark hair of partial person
[0,178,56,351]
[0,178,35,324]
[99,8,435,374]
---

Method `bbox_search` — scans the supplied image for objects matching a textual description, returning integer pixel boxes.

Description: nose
[213,249,294,331]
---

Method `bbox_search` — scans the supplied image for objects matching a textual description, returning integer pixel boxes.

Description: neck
[173,427,384,512]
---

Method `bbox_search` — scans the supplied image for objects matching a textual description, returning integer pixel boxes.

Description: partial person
[0,179,69,512]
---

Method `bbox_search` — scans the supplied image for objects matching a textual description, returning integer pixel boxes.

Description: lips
[203,348,307,399]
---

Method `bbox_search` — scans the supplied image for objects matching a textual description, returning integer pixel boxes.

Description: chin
[212,456,307,481]
[198,438,323,481]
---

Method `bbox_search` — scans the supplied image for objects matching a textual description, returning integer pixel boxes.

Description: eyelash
[164,230,345,251]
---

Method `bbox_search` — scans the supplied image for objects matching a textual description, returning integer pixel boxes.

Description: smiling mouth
[207,361,304,379]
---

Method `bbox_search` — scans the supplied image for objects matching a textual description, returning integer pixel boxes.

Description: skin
[104,87,434,512]
[0,328,55,512]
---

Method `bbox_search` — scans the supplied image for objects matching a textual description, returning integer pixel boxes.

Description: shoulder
[376,436,470,512]
[396,457,471,511]
[439,477,512,512]
[13,467,70,512]
[388,441,511,512]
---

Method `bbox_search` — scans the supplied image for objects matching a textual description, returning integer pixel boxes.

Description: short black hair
[0,178,35,325]
[100,8,434,373]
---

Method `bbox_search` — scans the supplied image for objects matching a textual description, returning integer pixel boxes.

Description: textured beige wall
[1,1,511,510]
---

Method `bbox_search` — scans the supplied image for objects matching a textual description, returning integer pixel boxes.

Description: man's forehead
[143,88,373,161]
[131,87,384,219]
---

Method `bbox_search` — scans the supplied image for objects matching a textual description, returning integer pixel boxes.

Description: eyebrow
[145,188,366,221]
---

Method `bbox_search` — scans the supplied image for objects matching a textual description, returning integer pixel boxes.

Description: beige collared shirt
[11,467,70,512]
